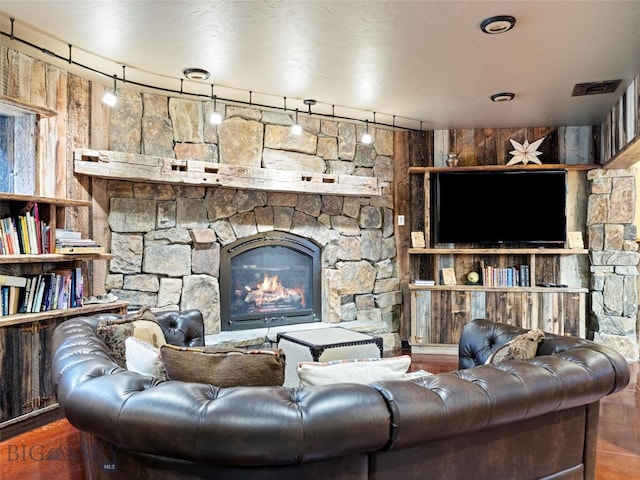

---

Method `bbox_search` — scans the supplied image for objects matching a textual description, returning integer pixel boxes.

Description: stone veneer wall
[103,91,401,348]
[588,168,640,361]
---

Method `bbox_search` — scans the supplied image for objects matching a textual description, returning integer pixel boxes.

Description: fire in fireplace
[220,231,321,331]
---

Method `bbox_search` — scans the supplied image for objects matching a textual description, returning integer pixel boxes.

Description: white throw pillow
[125,336,167,380]
[297,355,412,386]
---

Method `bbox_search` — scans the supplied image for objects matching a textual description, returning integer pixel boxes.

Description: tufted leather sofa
[52,314,630,480]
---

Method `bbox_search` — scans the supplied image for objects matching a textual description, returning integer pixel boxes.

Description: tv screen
[432,170,567,245]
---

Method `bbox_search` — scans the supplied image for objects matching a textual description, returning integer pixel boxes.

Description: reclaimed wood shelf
[0,192,120,435]
[0,192,91,207]
[0,253,112,264]
[409,284,588,293]
[409,248,589,255]
[74,148,382,196]
[0,300,129,327]
[408,163,600,174]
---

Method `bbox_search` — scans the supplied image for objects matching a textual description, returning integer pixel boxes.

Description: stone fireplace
[220,231,321,331]
[95,95,402,350]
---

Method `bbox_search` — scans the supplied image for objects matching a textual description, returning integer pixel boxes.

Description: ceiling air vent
[572,79,622,96]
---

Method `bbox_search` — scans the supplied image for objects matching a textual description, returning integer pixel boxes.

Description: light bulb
[209,111,223,125]
[291,123,302,135]
[361,132,372,144]
[102,91,117,107]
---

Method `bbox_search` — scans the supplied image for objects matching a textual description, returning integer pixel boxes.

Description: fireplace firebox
[220,232,321,331]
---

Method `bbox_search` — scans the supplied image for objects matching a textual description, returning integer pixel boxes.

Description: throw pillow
[97,306,167,368]
[160,345,286,387]
[125,336,167,380]
[296,355,412,387]
[485,329,546,365]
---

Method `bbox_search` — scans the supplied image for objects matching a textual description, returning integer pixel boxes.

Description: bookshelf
[407,166,590,353]
[0,192,128,438]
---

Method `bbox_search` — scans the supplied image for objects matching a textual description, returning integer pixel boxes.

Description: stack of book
[0,270,84,315]
[55,229,105,254]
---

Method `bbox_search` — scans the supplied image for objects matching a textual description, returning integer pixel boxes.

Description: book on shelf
[480,262,530,287]
[0,268,85,315]
[55,229,82,241]
[0,201,50,255]
[413,279,435,286]
[0,274,28,288]
[55,245,105,254]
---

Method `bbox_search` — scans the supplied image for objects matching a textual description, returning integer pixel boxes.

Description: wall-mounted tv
[432,170,567,246]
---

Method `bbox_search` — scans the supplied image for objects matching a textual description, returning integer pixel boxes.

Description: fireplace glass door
[220,232,321,331]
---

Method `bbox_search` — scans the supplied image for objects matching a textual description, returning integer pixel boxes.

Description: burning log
[243,274,305,309]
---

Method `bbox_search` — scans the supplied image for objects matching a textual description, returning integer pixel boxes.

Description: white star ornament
[507,137,545,165]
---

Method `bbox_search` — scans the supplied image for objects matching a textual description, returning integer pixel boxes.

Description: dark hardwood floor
[1,355,638,480]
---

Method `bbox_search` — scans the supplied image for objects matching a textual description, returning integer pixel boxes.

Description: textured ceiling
[1,1,640,130]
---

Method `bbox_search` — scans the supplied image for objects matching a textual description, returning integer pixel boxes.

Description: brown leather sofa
[51,314,630,480]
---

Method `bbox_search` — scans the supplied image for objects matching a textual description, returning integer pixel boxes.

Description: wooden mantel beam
[74,149,382,197]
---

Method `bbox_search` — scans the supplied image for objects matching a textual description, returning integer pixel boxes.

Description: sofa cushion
[125,336,167,380]
[96,307,167,368]
[485,329,545,364]
[297,355,412,386]
[160,345,286,387]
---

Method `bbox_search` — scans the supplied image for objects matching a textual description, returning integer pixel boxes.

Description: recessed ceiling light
[480,15,516,34]
[490,92,515,102]
[182,68,210,81]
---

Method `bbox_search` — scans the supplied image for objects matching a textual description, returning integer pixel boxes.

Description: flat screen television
[432,170,567,246]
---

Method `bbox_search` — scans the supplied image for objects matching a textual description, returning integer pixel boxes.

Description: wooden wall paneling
[37,319,58,408]
[558,126,595,165]
[473,129,497,165]
[562,293,585,337]
[66,74,94,295]
[42,64,67,198]
[450,290,468,342]
[411,290,431,345]
[539,291,562,334]
[410,129,432,167]
[29,57,46,107]
[0,325,33,421]
[623,79,634,143]
[498,128,527,165]
[513,292,531,330]
[422,172,429,246]
[408,170,425,231]
[5,49,23,100]
[430,291,445,342]
[0,45,6,96]
[432,130,449,167]
[394,130,411,341]
[469,290,486,321]
[454,129,475,165]
[66,74,91,204]
[13,115,36,194]
[89,83,112,295]
[566,170,588,238]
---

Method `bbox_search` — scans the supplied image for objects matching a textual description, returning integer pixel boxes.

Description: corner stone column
[587,168,639,361]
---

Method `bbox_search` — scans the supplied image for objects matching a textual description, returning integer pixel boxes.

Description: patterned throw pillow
[97,307,167,368]
[485,329,546,365]
[296,355,412,386]
[160,345,286,387]
[125,337,167,380]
